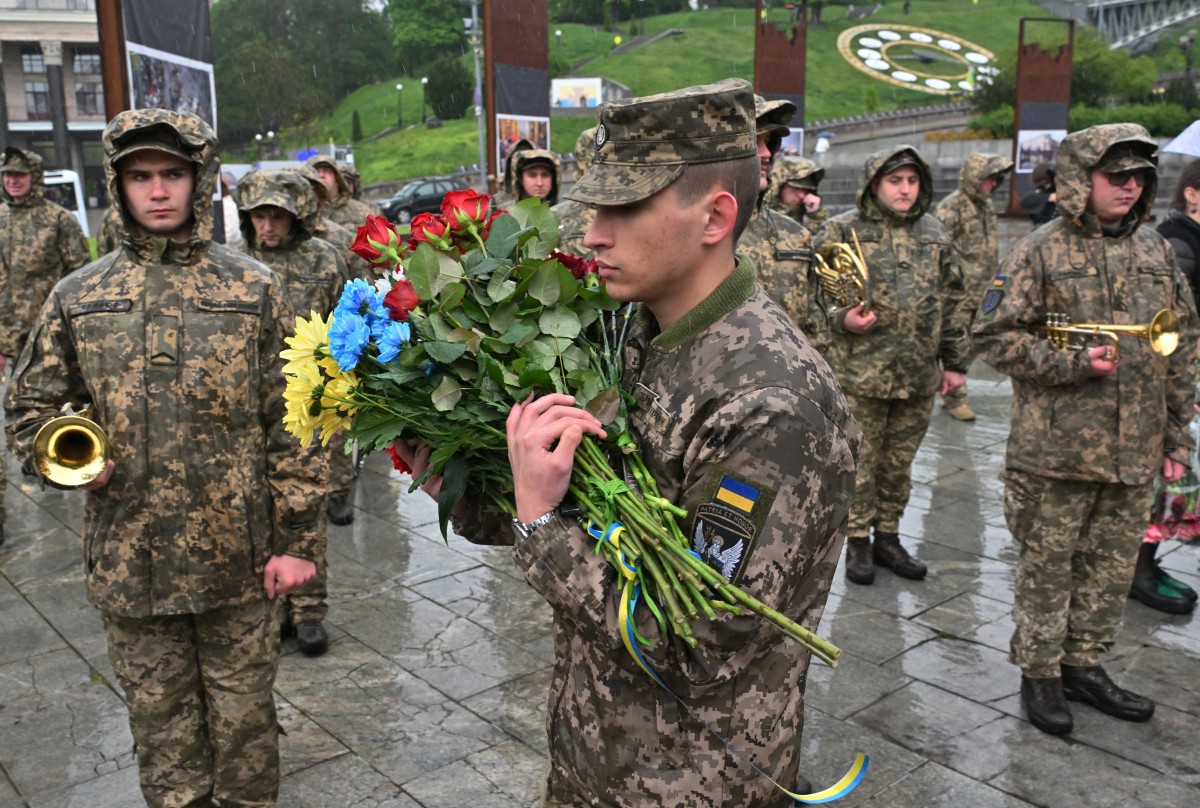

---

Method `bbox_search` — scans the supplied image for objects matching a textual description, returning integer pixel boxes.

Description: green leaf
[439,282,466,310]
[447,327,482,355]
[518,365,555,391]
[529,264,562,306]
[433,249,464,296]
[431,375,462,411]
[489,301,518,332]
[499,320,537,345]
[466,255,503,279]
[585,386,622,425]
[437,455,472,541]
[425,341,469,363]
[509,198,560,257]
[487,267,518,302]
[539,306,581,339]
[484,213,522,259]
[406,242,441,300]
[556,265,579,305]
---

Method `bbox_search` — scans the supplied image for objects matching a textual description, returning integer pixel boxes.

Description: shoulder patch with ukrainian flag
[691,468,777,584]
[980,274,1007,315]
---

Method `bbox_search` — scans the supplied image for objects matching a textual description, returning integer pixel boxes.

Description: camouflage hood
[1055,123,1158,232]
[234,168,317,247]
[501,137,537,197]
[857,145,933,223]
[957,152,1013,205]
[573,127,598,181]
[0,146,46,207]
[102,108,219,243]
[512,148,561,204]
[305,154,352,200]
[766,155,823,209]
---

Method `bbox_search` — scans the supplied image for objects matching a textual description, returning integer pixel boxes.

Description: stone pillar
[0,43,9,146]
[41,40,72,170]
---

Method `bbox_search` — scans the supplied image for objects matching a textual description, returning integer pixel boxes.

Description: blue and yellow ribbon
[598,518,869,803]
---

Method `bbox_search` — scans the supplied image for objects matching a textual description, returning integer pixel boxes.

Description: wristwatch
[512,510,556,540]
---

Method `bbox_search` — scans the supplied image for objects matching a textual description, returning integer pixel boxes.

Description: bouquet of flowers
[280,190,841,668]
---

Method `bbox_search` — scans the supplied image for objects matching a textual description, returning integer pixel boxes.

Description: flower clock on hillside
[280,189,866,802]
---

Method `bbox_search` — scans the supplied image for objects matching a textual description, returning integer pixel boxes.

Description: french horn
[1037,308,1180,359]
[32,405,110,489]
[814,229,871,311]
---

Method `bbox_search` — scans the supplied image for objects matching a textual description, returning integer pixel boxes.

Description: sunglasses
[1101,169,1149,188]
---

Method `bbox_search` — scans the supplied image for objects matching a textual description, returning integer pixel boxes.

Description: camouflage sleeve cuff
[450,496,515,547]
[281,529,325,563]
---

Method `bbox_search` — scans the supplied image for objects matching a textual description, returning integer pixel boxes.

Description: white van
[42,169,90,238]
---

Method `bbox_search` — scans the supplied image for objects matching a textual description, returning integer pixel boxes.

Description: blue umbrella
[1164,120,1200,157]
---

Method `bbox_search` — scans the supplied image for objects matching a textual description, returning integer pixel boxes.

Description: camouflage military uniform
[457,78,862,807]
[234,168,347,627]
[96,204,125,255]
[815,146,969,546]
[0,146,90,537]
[933,153,1013,413]
[510,147,562,206]
[973,124,1198,679]
[767,155,830,231]
[553,127,597,258]
[305,154,376,230]
[493,137,536,211]
[5,109,327,807]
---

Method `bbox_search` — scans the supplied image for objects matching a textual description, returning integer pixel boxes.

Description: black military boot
[1021,675,1073,736]
[296,621,329,657]
[327,492,355,526]
[1061,664,1154,722]
[872,532,927,580]
[845,537,875,585]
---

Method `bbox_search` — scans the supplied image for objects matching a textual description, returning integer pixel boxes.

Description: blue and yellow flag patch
[715,475,759,513]
[693,468,777,584]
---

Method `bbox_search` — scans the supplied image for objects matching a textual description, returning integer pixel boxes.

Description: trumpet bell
[1149,308,1180,356]
[32,415,110,488]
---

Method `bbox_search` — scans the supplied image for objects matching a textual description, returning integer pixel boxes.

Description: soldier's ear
[700,190,738,246]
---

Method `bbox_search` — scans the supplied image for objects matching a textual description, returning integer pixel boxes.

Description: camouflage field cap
[0,147,36,174]
[1095,141,1157,173]
[566,77,756,206]
[109,123,194,165]
[754,95,796,138]
[878,148,922,178]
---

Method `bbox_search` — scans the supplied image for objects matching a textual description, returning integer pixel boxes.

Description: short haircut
[1171,159,1200,212]
[671,154,759,243]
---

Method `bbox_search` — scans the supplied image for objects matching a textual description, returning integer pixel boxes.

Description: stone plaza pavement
[2,362,1199,808]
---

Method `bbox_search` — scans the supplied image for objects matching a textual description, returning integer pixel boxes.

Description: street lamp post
[396,83,404,128]
[421,76,429,125]
[465,0,487,191]
[254,130,276,162]
[1182,31,1197,74]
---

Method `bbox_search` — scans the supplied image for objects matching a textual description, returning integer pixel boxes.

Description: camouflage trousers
[1002,469,1150,678]
[843,393,935,538]
[102,598,282,808]
[0,370,9,527]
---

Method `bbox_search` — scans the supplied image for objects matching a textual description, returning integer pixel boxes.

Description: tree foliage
[549,0,689,26]
[387,0,466,75]
[425,55,475,122]
[212,0,393,143]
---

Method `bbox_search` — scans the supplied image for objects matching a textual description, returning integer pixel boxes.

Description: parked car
[43,169,90,238]
[382,176,472,224]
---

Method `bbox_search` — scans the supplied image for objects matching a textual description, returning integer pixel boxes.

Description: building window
[73,51,101,75]
[22,49,45,74]
[75,82,103,115]
[25,81,51,120]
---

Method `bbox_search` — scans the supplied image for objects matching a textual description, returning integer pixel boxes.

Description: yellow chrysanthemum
[314,372,361,446]
[282,362,324,447]
[281,310,339,377]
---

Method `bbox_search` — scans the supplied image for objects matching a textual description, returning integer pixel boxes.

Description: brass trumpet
[814,229,871,311]
[1038,308,1181,358]
[32,407,110,489]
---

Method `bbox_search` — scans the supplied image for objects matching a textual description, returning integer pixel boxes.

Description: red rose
[550,249,598,280]
[383,278,421,321]
[408,212,452,249]
[385,445,413,474]
[351,215,404,265]
[441,189,492,232]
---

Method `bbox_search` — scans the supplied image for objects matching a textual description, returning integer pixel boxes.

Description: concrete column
[0,43,9,146]
[41,40,71,170]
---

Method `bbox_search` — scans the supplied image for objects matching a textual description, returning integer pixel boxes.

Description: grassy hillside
[250,0,1054,185]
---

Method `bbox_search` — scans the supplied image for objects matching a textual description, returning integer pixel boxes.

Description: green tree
[351,109,363,142]
[425,55,474,121]
[387,0,465,74]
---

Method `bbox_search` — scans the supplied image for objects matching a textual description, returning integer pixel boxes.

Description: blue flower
[377,321,412,363]
[334,279,387,325]
[328,312,372,371]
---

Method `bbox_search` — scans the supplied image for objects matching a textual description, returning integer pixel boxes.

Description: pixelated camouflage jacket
[455,261,861,806]
[933,153,1012,303]
[766,155,829,229]
[4,109,328,617]
[305,155,376,230]
[96,204,124,256]
[973,123,1199,485]
[0,147,91,356]
[551,198,596,259]
[741,202,830,353]
[815,145,970,399]
[233,169,348,317]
